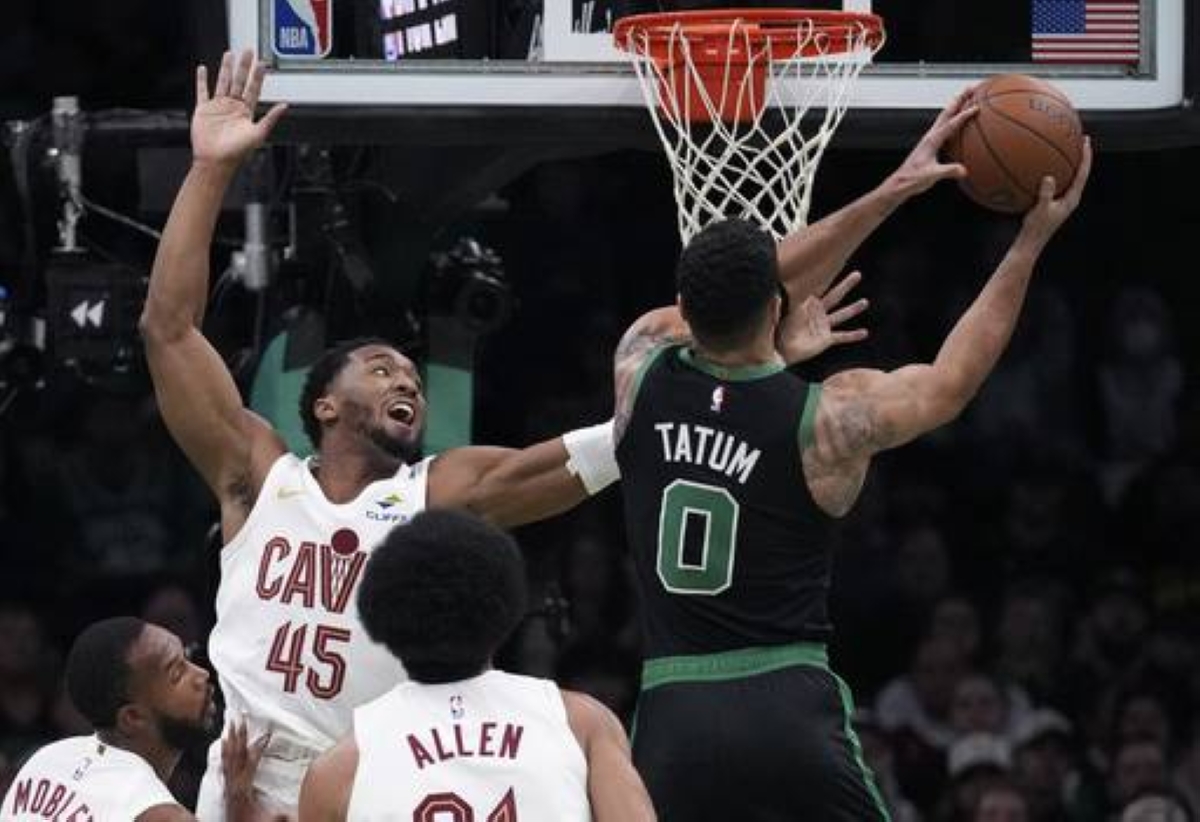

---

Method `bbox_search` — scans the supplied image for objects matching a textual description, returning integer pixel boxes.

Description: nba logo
[272,0,333,59]
[710,386,726,413]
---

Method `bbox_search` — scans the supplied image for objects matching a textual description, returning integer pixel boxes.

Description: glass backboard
[229,0,1198,150]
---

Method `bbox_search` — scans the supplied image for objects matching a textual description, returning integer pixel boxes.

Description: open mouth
[386,400,416,426]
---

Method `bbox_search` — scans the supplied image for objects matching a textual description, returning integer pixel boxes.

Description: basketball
[945,74,1084,214]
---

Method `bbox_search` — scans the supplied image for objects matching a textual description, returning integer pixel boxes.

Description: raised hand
[192,50,287,168]
[776,270,870,365]
[886,85,979,198]
[1022,136,1093,245]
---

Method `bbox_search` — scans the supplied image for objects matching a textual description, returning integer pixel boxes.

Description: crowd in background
[2,2,1199,818]
[0,142,1197,821]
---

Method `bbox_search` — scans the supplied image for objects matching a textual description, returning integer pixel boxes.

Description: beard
[354,414,422,463]
[156,708,217,752]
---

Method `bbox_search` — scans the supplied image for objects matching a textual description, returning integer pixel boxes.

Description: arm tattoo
[613,323,690,442]
[825,397,881,461]
[614,324,686,366]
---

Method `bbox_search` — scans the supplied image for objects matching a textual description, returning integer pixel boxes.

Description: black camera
[428,237,512,335]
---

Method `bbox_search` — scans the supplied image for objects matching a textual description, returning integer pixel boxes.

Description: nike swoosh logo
[276,487,305,500]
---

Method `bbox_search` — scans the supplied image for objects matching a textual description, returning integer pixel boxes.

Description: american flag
[1032,0,1140,64]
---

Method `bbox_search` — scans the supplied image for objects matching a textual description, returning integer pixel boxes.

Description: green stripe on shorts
[640,642,829,691]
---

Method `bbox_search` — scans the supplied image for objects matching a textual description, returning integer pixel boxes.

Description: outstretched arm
[299,738,356,822]
[813,140,1093,469]
[425,308,694,527]
[563,691,657,822]
[427,411,621,528]
[776,87,978,300]
[140,51,288,529]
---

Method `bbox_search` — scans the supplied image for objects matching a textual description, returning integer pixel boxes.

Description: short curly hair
[65,617,146,729]
[677,218,779,349]
[298,336,394,449]
[358,509,528,683]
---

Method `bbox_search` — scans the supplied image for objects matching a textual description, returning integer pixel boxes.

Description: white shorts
[194,735,320,821]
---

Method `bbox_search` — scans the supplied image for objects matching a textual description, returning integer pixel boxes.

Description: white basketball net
[620,16,883,243]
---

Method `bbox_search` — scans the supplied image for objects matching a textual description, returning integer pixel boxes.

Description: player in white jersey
[1,617,273,822]
[140,52,623,819]
[298,509,656,821]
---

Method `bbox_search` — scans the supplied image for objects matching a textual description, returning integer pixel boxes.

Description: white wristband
[563,420,620,495]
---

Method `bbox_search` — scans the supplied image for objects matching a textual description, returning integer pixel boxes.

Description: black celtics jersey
[616,344,835,659]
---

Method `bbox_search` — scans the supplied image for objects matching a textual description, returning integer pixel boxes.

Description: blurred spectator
[502,611,561,679]
[864,522,958,686]
[963,282,1089,476]
[951,673,1012,739]
[879,635,971,752]
[992,468,1105,589]
[930,596,984,667]
[1174,716,1200,820]
[1119,792,1193,822]
[1115,459,1200,625]
[1095,285,1185,504]
[878,636,970,812]
[0,603,60,769]
[1110,739,1172,816]
[855,708,924,822]
[973,780,1030,822]
[560,529,639,656]
[1011,709,1106,822]
[556,640,640,724]
[894,523,955,617]
[1113,689,1176,753]
[994,581,1070,705]
[141,582,204,649]
[1066,569,1151,698]
[16,390,209,612]
[939,733,1013,822]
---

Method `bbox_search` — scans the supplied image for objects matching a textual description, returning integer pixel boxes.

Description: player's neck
[691,335,782,369]
[311,442,403,502]
[95,729,181,783]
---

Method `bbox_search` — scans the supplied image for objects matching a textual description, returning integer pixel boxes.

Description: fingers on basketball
[944,74,1085,214]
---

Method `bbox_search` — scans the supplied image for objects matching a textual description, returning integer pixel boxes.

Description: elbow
[138,302,190,346]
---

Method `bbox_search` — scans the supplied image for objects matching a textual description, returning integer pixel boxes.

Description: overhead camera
[428,237,512,335]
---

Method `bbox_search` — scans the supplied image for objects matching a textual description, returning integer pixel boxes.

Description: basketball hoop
[614,9,885,242]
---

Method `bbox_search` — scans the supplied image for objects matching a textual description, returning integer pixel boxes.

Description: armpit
[225,472,257,512]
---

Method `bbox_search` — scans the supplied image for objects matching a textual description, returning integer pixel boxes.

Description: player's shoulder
[560,689,625,746]
[820,367,888,395]
[17,735,92,766]
[616,308,689,367]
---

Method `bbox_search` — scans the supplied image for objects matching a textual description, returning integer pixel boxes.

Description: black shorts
[632,643,890,822]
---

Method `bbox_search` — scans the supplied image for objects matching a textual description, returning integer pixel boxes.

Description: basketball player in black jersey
[613,96,1092,819]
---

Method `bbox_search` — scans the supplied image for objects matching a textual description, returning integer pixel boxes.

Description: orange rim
[613,9,885,63]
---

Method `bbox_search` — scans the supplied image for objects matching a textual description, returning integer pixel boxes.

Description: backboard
[230,0,1198,151]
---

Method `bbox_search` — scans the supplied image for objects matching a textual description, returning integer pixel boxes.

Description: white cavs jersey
[2,735,178,821]
[196,453,431,819]
[349,670,591,822]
